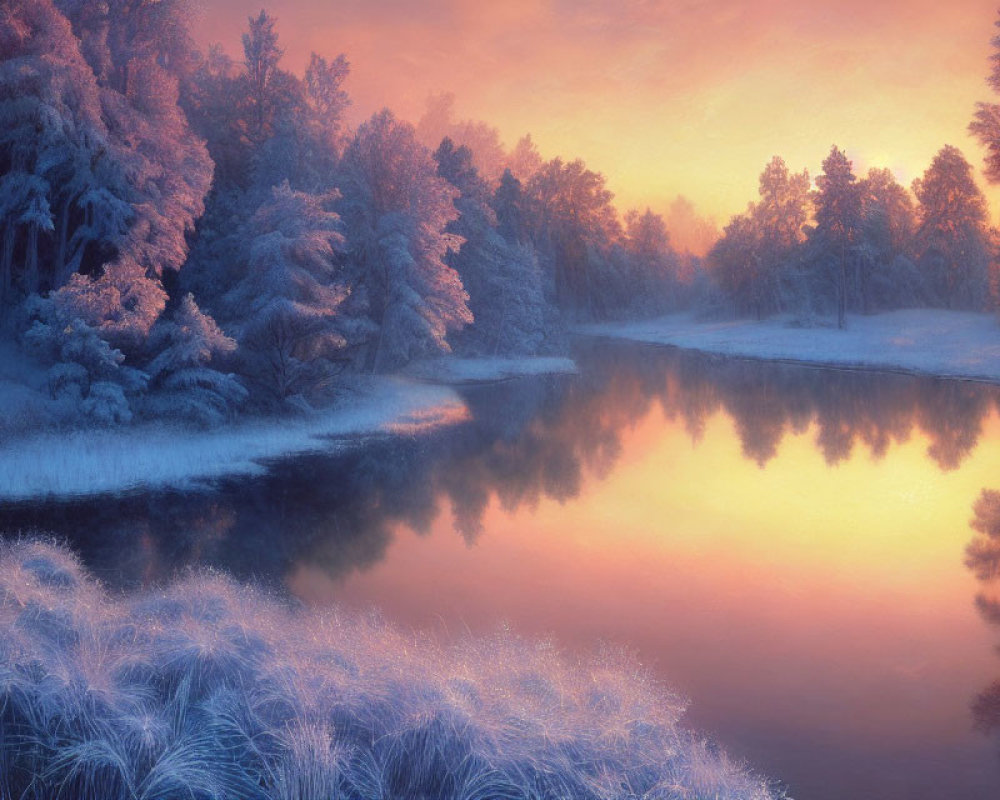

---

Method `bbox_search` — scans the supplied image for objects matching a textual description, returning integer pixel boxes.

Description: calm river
[4,340,1000,799]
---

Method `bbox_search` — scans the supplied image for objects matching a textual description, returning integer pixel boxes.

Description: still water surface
[4,341,1000,799]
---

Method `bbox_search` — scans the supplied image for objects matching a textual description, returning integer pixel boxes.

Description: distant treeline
[707,146,998,326]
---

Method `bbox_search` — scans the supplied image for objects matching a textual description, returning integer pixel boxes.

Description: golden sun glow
[195,0,1000,226]
[290,401,1000,755]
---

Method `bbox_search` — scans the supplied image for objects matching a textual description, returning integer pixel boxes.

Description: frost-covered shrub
[0,539,782,800]
[142,294,246,427]
[80,380,132,425]
[22,293,147,426]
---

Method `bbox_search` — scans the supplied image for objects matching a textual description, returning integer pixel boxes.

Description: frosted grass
[578,309,1000,383]
[0,379,467,501]
[0,539,784,800]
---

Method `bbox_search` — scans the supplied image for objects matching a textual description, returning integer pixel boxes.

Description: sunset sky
[195,0,1000,230]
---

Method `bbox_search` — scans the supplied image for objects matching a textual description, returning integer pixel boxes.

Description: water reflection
[965,489,1000,740]
[5,341,1000,799]
[3,342,1000,591]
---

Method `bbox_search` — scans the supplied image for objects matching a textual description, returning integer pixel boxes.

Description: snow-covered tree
[815,146,862,328]
[493,169,531,246]
[52,257,168,350]
[0,0,131,307]
[241,8,283,147]
[57,0,212,281]
[526,158,621,318]
[340,110,471,371]
[970,11,1000,183]
[143,293,246,426]
[506,134,543,182]
[435,139,546,354]
[304,52,350,158]
[752,157,810,317]
[707,212,761,318]
[856,168,922,310]
[226,181,350,403]
[22,290,148,425]
[183,14,350,319]
[707,156,810,319]
[622,208,684,313]
[913,145,990,310]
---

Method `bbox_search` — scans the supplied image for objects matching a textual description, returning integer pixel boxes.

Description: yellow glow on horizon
[194,0,1000,227]
[289,398,1000,749]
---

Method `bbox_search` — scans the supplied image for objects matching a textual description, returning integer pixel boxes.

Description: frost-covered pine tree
[525,157,621,319]
[22,291,148,425]
[913,145,990,310]
[622,208,684,315]
[493,169,532,246]
[182,13,350,316]
[225,181,350,404]
[435,139,546,355]
[970,11,1000,184]
[856,168,921,310]
[0,0,131,308]
[339,110,471,371]
[52,0,212,343]
[143,294,247,426]
[815,146,862,328]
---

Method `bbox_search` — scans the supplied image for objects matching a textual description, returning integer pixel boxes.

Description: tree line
[0,0,693,427]
[6,1,1000,429]
[708,146,996,326]
[707,10,1000,327]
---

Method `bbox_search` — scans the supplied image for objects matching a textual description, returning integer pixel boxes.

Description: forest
[3,0,1000,435]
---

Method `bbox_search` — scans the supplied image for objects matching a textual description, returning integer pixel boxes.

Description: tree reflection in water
[966,489,1000,739]
[3,341,999,595]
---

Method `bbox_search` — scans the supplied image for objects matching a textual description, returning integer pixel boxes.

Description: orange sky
[193,0,1000,226]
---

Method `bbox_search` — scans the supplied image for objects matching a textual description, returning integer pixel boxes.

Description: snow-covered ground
[578,309,1000,382]
[403,354,577,384]
[0,379,467,502]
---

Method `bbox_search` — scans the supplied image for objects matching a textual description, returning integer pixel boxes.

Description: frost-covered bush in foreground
[0,540,782,800]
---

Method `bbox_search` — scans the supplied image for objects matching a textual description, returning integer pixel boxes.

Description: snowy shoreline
[0,355,578,503]
[0,378,466,502]
[577,308,1000,384]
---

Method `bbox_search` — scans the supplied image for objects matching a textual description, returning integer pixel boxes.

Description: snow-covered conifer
[143,294,246,426]
[226,181,349,403]
[340,110,471,371]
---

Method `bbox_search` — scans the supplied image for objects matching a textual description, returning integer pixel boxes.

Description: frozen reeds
[0,539,782,800]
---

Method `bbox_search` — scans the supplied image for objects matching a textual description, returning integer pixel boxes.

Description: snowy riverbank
[0,354,580,502]
[0,379,466,502]
[578,309,1000,382]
